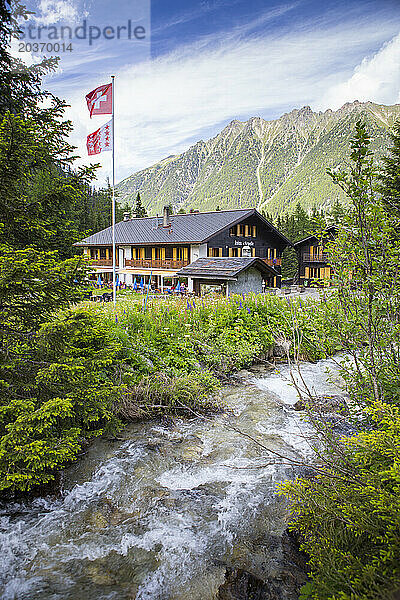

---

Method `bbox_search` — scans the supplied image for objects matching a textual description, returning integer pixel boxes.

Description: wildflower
[239,300,243,309]
[246,306,251,314]
[115,315,118,323]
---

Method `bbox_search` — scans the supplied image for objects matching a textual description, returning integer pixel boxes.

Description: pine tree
[379,120,400,216]
[133,192,147,218]
[328,199,345,225]
[293,203,310,240]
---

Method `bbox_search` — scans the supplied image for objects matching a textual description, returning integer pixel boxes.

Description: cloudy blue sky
[15,0,400,184]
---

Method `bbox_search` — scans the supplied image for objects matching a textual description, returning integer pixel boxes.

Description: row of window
[89,247,190,261]
[229,224,257,238]
[89,245,280,261]
[89,248,110,260]
[304,267,332,279]
[130,246,189,261]
[208,247,281,258]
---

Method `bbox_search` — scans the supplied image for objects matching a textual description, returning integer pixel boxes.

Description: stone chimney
[123,212,131,222]
[163,205,171,227]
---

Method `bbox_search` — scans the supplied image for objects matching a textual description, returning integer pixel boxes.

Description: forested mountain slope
[116,101,400,217]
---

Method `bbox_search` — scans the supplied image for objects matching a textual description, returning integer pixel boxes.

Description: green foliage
[0,308,124,492]
[0,111,96,257]
[281,402,400,600]
[280,121,400,600]
[133,192,147,217]
[0,245,86,330]
[0,2,102,493]
[379,119,400,217]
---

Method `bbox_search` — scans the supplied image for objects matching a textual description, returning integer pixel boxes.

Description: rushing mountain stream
[0,358,345,600]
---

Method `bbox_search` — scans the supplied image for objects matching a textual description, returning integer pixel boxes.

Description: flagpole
[111,74,116,308]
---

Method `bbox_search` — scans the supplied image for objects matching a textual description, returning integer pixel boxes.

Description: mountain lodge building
[76,207,292,292]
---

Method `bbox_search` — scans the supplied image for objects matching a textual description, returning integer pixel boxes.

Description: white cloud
[319,33,400,110]
[34,0,80,25]
[59,11,399,184]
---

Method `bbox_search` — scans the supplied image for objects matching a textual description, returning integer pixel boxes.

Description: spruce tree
[379,120,400,217]
[329,199,345,225]
[134,192,147,217]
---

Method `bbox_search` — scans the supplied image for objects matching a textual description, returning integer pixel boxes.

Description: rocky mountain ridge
[116,101,400,217]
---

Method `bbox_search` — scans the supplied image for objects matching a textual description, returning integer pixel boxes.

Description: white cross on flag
[85,83,112,117]
[87,119,113,155]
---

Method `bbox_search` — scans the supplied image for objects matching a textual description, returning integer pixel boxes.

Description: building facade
[295,226,336,285]
[76,207,292,290]
[176,257,277,296]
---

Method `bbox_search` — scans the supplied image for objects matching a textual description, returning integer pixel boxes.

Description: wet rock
[217,569,270,599]
[181,444,204,460]
[292,394,355,436]
[313,394,350,415]
[235,369,254,380]
[273,340,291,358]
[88,509,109,530]
[249,363,274,376]
[86,564,115,586]
[217,531,308,600]
[293,400,305,411]
[293,394,349,414]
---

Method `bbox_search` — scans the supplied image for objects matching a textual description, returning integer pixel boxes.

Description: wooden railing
[263,258,282,266]
[302,253,329,263]
[88,259,116,267]
[124,258,190,270]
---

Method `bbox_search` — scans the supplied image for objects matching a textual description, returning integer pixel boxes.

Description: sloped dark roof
[294,225,337,247]
[176,257,277,280]
[75,209,291,247]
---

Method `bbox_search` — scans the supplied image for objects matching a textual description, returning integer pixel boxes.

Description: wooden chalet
[295,226,336,285]
[76,207,292,292]
[176,257,277,296]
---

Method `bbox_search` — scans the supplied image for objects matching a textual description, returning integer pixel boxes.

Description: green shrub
[281,402,400,600]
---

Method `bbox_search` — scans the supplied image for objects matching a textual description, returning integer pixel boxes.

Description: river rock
[293,394,349,414]
[217,531,308,600]
[272,340,291,358]
[86,564,115,586]
[181,443,204,460]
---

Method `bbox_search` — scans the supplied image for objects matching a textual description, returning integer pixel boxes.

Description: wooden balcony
[263,258,282,267]
[88,259,117,267]
[302,253,329,263]
[124,258,190,270]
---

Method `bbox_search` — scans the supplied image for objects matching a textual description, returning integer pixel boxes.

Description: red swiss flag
[85,83,112,117]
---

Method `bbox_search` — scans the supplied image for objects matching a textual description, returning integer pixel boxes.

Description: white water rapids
[0,358,344,600]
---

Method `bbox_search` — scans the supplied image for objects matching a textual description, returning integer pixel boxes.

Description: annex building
[76,207,292,292]
[295,226,336,285]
